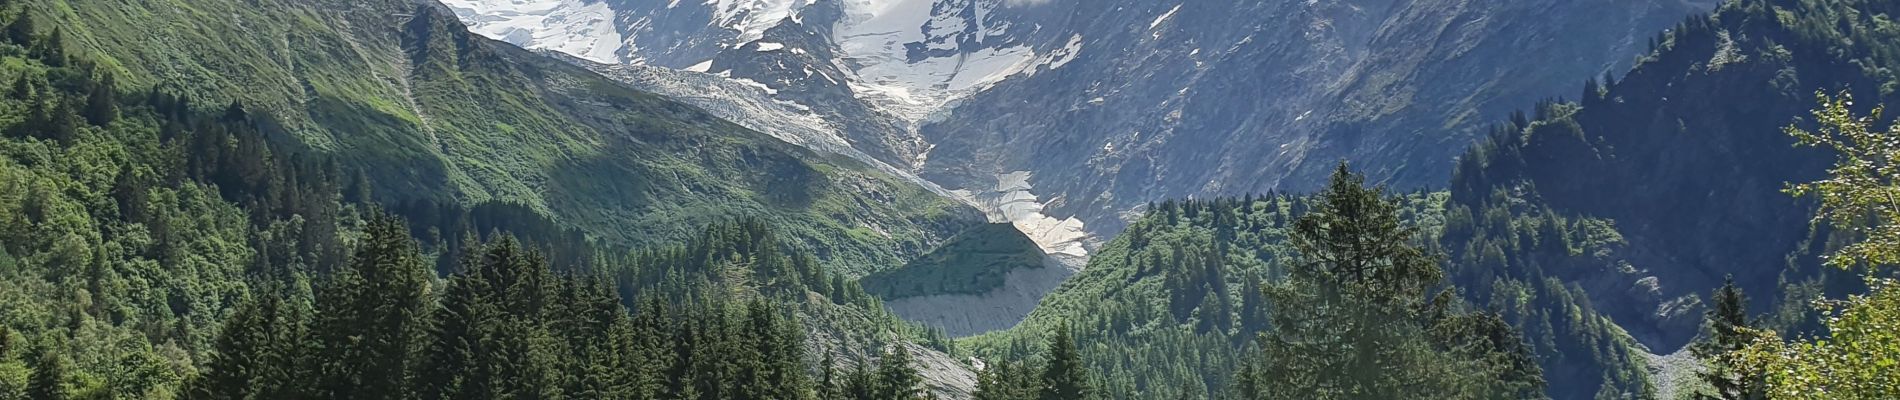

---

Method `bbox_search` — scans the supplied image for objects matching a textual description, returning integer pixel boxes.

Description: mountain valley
[0,0,1896,399]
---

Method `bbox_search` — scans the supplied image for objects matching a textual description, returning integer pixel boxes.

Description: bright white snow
[684,59,715,72]
[956,171,1090,258]
[1151,4,1181,29]
[833,0,1079,127]
[707,0,811,44]
[440,0,626,63]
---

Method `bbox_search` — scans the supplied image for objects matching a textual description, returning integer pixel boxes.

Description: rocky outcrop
[882,255,1080,336]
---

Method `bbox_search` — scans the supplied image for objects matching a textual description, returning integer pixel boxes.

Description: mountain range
[0,0,1894,398]
[446,0,1716,237]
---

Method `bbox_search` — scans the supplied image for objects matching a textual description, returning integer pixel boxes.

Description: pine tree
[477,313,560,400]
[414,273,487,400]
[975,360,1036,400]
[82,72,116,126]
[0,326,13,360]
[875,346,923,400]
[188,292,296,400]
[5,12,31,45]
[1287,163,1442,305]
[629,295,672,399]
[1251,164,1497,400]
[1038,326,1091,400]
[819,351,843,400]
[26,352,68,400]
[312,213,433,400]
[1692,278,1763,400]
[844,361,877,400]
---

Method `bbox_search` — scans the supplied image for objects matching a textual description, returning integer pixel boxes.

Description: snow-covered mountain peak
[447,0,1070,123]
[449,0,1091,259]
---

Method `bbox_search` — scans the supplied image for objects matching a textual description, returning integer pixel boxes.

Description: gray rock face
[916,0,1719,234]
[447,0,1714,241]
[881,255,1080,337]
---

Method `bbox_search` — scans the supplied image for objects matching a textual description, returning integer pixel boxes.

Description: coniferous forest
[2,0,1899,399]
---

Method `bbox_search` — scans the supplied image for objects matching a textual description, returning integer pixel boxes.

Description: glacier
[449,0,1093,260]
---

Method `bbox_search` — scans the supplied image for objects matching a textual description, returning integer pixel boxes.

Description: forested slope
[0,2,973,397]
[1440,0,1900,387]
[26,0,982,273]
[960,191,1468,398]
[966,1,1900,398]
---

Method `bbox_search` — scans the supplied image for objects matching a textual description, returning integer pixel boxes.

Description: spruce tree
[26,352,68,400]
[189,292,295,400]
[749,301,809,400]
[875,346,922,400]
[734,300,776,400]
[975,360,1035,400]
[478,313,560,400]
[844,362,877,400]
[1692,278,1763,400]
[1038,326,1091,400]
[1287,163,1442,305]
[0,326,13,360]
[629,295,672,399]
[568,277,636,399]
[414,274,487,400]
[4,12,31,45]
[820,351,843,400]
[1251,164,1495,400]
[82,72,116,126]
[312,213,432,400]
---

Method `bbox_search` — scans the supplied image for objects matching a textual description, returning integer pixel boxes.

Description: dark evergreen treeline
[970,324,1095,400]
[173,214,904,400]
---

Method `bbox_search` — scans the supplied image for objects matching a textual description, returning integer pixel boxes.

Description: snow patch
[441,0,625,63]
[754,41,786,51]
[832,0,1067,126]
[956,171,1091,259]
[684,60,715,72]
[728,76,780,95]
[707,0,811,44]
[1151,4,1181,30]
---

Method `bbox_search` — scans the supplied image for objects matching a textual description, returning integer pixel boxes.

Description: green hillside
[27,0,981,273]
[963,1,1900,398]
[0,9,963,394]
[960,191,1476,398]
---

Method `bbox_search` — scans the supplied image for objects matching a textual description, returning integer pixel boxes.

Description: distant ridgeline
[0,1,969,398]
[963,0,1900,399]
